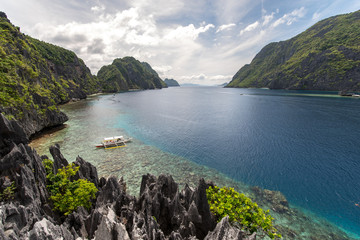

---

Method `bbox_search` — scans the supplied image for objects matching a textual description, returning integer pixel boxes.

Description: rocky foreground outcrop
[0,113,254,240]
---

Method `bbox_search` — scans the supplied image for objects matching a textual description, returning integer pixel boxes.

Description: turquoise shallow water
[30,87,360,239]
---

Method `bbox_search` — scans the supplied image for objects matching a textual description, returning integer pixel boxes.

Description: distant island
[164,78,180,87]
[227,10,360,92]
[97,57,167,92]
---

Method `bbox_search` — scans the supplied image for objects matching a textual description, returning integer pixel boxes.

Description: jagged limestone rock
[204,216,255,240]
[73,156,99,188]
[49,144,69,173]
[93,207,130,240]
[28,218,74,240]
[0,114,258,240]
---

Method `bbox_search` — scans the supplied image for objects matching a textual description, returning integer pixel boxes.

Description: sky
[1,0,360,85]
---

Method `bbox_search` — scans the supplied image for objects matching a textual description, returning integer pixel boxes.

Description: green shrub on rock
[43,159,98,216]
[0,181,16,202]
[206,186,281,239]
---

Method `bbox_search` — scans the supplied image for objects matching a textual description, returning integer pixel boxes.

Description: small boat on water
[95,136,132,149]
[339,91,360,97]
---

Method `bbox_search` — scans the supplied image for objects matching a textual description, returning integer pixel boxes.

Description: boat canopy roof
[103,136,124,141]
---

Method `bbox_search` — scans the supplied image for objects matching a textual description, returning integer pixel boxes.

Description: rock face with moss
[97,57,167,92]
[0,12,101,138]
[227,10,360,91]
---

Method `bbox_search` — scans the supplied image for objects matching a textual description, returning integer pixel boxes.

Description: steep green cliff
[97,57,166,92]
[227,10,360,91]
[0,12,101,137]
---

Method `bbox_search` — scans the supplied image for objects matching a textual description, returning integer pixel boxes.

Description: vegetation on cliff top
[43,159,98,216]
[207,186,281,239]
[227,10,360,91]
[97,56,167,92]
[0,12,100,128]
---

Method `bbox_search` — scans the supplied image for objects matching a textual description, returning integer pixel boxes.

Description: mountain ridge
[97,56,167,92]
[227,10,360,91]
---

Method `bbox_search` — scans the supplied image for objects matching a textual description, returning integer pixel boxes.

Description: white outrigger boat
[95,136,132,149]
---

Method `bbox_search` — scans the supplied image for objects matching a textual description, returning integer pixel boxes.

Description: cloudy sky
[1,0,360,85]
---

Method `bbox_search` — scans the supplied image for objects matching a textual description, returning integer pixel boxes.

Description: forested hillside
[97,56,166,92]
[227,10,360,91]
[0,12,100,137]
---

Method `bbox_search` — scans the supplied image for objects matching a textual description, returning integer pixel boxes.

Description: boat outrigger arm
[95,136,132,149]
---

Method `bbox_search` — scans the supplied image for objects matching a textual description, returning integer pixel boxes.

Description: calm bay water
[31,87,360,239]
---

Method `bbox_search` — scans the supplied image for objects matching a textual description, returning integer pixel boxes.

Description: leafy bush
[0,181,16,201]
[43,158,54,175]
[206,186,281,239]
[43,159,98,216]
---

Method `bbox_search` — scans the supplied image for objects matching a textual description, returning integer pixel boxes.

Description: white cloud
[308,0,360,25]
[26,4,310,85]
[91,5,105,13]
[127,0,185,17]
[213,0,257,25]
[125,29,159,46]
[272,7,306,28]
[178,74,233,85]
[312,12,321,21]
[225,30,267,58]
[216,23,236,33]
[31,6,215,76]
[153,65,173,76]
[262,12,275,26]
[164,23,215,41]
[239,21,259,35]
[226,7,308,58]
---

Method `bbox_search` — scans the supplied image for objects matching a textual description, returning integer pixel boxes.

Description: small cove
[30,87,360,239]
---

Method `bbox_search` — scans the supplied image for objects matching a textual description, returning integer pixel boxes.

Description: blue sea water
[111,87,360,236]
[31,87,360,238]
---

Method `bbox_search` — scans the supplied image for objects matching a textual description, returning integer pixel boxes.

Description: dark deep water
[31,87,360,238]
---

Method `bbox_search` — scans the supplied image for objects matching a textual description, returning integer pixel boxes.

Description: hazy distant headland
[164,78,180,87]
